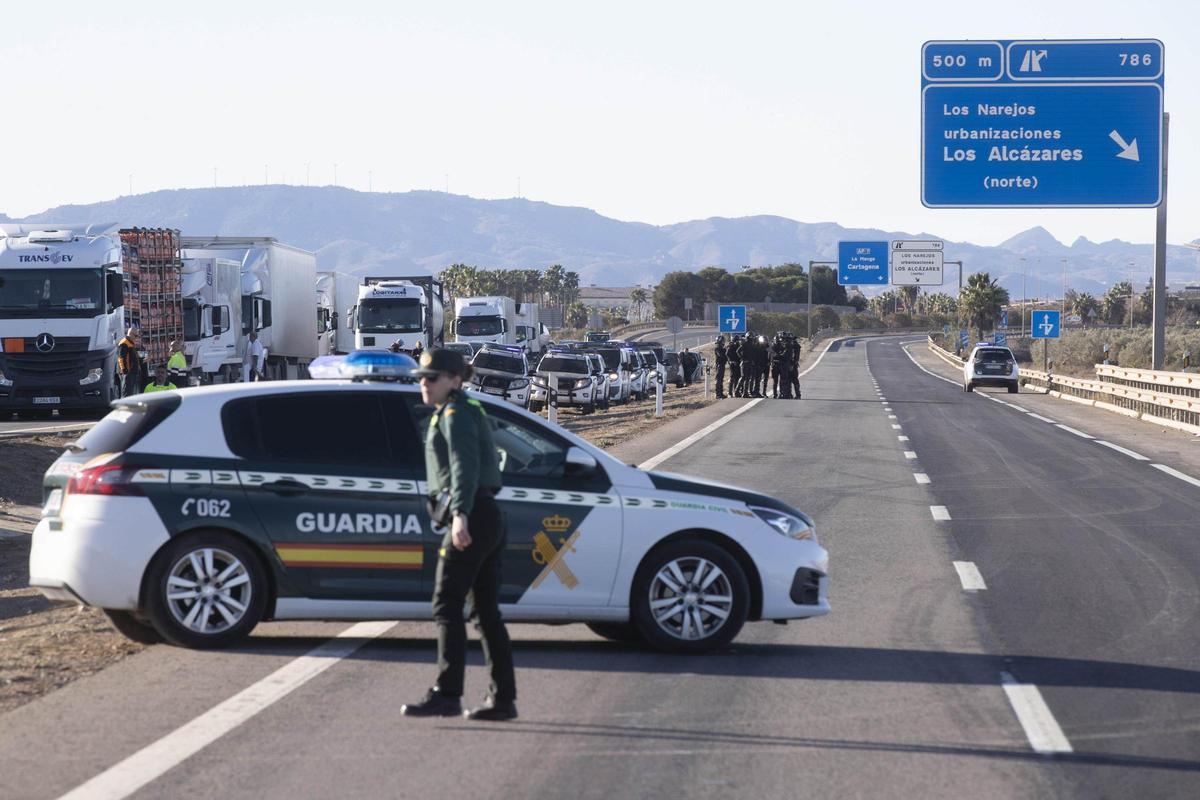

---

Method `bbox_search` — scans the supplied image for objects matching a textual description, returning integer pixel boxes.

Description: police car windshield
[0,268,103,318]
[589,348,621,370]
[538,356,589,374]
[473,352,524,374]
[359,298,422,332]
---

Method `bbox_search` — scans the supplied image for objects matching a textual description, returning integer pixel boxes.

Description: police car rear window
[73,396,180,455]
[222,392,418,467]
[976,350,1012,363]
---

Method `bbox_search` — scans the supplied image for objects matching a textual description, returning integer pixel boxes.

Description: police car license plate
[33,396,61,405]
[485,387,505,394]
[42,489,63,517]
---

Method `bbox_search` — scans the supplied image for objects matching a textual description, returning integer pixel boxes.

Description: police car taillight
[66,464,146,497]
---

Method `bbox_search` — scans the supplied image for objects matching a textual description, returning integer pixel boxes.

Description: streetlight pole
[1020,257,1027,336]
[807,260,838,340]
[1061,258,1067,318]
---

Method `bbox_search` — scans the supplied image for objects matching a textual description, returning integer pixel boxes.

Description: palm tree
[629,287,648,321]
[959,272,1009,340]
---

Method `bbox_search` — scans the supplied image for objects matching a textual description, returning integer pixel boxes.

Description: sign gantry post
[808,261,839,340]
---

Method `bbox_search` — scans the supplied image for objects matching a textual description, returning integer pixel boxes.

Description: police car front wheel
[145,532,269,649]
[632,541,749,653]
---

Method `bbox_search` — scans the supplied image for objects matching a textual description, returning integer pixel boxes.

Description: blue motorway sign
[959,329,969,348]
[994,332,1007,346]
[838,241,888,286]
[718,304,747,333]
[1000,309,1009,329]
[1031,310,1061,339]
[922,39,1163,208]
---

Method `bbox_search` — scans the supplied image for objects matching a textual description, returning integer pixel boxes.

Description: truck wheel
[631,540,749,653]
[145,531,268,649]
[103,610,164,644]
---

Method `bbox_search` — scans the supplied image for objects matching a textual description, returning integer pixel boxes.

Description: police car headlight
[573,378,592,389]
[0,370,12,387]
[608,372,619,382]
[79,368,104,385]
[509,378,530,390]
[750,506,817,542]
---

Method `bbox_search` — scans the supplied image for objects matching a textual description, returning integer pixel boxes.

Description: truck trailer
[315,270,358,355]
[181,237,317,379]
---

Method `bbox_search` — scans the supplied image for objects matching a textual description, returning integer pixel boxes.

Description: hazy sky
[2,0,1196,248]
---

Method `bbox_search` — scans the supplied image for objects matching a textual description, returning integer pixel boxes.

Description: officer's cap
[412,347,468,379]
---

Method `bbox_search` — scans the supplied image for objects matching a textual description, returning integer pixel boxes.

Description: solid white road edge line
[1056,424,1094,439]
[899,341,960,386]
[1028,414,1058,424]
[930,505,951,521]
[1151,463,1200,489]
[1008,403,1030,413]
[1095,440,1147,460]
[639,332,842,471]
[914,473,930,484]
[1000,672,1074,754]
[952,561,986,591]
[57,621,398,800]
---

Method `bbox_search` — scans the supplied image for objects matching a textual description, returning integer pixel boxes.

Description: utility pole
[1128,261,1135,329]
[369,170,373,192]
[944,261,963,299]
[128,174,133,196]
[1061,258,1067,318]
[333,163,338,186]
[213,167,217,188]
[1020,257,1027,336]
[306,162,311,186]
[807,260,838,340]
[1152,112,1169,369]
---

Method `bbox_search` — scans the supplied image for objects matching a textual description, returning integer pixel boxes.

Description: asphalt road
[628,326,718,351]
[0,417,95,438]
[1,334,1197,798]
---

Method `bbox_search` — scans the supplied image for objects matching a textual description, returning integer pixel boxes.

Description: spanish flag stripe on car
[274,543,423,569]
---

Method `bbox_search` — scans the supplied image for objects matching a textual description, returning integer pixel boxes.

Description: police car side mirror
[563,446,597,479]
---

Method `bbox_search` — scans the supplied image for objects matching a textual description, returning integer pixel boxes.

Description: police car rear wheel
[103,610,164,644]
[632,541,749,653]
[146,533,268,649]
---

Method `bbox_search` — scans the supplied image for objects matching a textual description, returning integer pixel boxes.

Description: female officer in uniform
[402,348,517,721]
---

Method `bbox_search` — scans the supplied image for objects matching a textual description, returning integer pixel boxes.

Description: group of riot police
[713,332,803,399]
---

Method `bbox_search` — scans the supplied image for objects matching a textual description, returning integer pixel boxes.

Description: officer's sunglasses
[419,372,453,383]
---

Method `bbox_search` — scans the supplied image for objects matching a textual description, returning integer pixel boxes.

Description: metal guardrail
[926,336,1200,434]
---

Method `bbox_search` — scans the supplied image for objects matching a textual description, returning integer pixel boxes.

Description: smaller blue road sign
[718,304,747,333]
[994,332,1007,346]
[838,241,889,286]
[959,329,969,348]
[1000,309,1009,328]
[1031,310,1061,339]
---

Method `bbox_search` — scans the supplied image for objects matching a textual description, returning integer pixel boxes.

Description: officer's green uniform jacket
[167,351,187,372]
[144,381,177,393]
[425,389,502,516]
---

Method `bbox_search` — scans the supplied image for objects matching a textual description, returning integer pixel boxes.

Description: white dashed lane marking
[930,505,951,521]
[904,451,917,460]
[1095,440,1148,460]
[891,424,902,430]
[914,473,930,484]
[1001,672,1074,755]
[952,561,986,591]
[898,435,909,442]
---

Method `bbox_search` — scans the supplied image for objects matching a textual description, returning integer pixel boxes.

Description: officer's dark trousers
[729,365,741,396]
[431,493,516,703]
[120,372,140,397]
[715,362,726,395]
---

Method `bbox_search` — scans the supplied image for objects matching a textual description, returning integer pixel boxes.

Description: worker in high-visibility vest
[117,328,142,397]
[144,366,177,393]
[167,341,187,387]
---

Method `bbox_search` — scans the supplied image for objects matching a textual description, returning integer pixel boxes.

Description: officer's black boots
[464,696,519,721]
[401,687,463,717]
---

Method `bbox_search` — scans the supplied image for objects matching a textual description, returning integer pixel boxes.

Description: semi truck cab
[0,224,125,416]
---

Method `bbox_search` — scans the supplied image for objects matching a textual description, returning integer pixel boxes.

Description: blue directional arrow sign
[959,330,969,348]
[718,304,747,333]
[994,332,1007,346]
[1031,310,1061,339]
[1000,309,1009,329]
[838,241,889,286]
[922,39,1163,208]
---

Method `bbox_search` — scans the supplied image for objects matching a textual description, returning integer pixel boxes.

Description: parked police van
[468,343,532,408]
[29,352,829,652]
[529,350,604,414]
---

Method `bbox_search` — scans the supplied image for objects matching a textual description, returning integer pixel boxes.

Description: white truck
[180,256,241,383]
[315,270,358,356]
[350,276,445,353]
[181,237,317,379]
[453,296,550,355]
[0,223,128,416]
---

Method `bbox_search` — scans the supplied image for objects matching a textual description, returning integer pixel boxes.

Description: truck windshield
[456,315,504,336]
[360,298,423,332]
[0,268,104,318]
[473,352,524,374]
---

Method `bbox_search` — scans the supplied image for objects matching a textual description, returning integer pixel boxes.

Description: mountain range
[2,185,1197,299]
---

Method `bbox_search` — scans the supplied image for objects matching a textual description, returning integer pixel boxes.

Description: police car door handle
[262,479,311,496]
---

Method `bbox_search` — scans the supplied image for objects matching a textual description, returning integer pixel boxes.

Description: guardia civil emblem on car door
[531,514,581,589]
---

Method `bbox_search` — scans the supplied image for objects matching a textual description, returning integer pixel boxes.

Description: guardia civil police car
[29,352,829,653]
